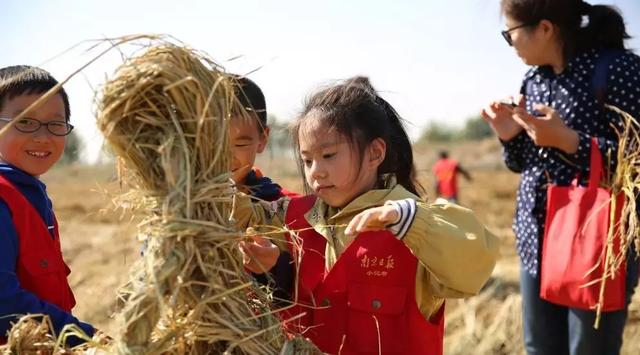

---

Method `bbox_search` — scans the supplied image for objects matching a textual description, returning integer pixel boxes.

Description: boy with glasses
[0,65,94,345]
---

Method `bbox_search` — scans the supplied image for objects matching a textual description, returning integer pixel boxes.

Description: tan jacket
[234,180,499,319]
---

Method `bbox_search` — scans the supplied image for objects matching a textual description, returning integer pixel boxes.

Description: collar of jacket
[303,174,419,232]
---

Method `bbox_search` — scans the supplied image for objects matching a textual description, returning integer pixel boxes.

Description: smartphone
[499,100,517,108]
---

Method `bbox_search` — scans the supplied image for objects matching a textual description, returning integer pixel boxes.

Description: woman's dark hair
[0,65,70,121]
[291,76,424,197]
[501,0,630,61]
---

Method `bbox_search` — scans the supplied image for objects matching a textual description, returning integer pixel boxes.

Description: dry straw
[592,105,640,327]
[1,36,318,354]
[443,282,524,355]
[1,313,110,354]
[98,41,317,354]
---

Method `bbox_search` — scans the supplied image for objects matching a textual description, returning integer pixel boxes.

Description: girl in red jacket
[236,76,498,354]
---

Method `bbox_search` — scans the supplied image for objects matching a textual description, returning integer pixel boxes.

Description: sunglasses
[0,117,74,136]
[501,23,536,46]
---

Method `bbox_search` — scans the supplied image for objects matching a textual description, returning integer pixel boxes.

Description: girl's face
[298,116,385,208]
[504,16,558,67]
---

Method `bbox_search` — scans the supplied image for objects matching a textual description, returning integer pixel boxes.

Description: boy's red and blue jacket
[242,168,297,202]
[0,164,93,343]
[243,168,297,303]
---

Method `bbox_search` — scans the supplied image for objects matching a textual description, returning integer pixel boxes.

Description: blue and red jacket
[244,168,299,302]
[243,168,298,202]
[0,164,93,344]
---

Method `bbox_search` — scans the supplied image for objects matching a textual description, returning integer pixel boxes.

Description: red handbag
[540,138,626,312]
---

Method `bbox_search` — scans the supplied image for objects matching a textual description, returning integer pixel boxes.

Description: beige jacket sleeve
[233,193,290,251]
[402,201,499,299]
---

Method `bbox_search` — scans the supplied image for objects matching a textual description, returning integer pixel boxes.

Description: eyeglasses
[501,23,535,46]
[0,117,74,136]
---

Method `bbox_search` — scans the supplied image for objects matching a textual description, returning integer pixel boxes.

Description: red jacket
[433,158,459,199]
[282,196,444,355]
[0,175,76,343]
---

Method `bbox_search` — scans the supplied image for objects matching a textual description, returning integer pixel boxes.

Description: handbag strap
[588,137,604,188]
[585,50,620,188]
[592,49,624,107]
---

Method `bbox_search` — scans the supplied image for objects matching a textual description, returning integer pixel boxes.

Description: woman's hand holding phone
[481,95,524,141]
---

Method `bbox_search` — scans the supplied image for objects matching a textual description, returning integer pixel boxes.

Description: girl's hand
[239,234,280,274]
[481,96,524,141]
[345,205,399,237]
[511,104,579,154]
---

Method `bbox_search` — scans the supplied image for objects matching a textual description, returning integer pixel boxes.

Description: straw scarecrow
[1,38,318,355]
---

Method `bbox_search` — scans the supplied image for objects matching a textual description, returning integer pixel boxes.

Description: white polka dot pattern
[501,48,640,276]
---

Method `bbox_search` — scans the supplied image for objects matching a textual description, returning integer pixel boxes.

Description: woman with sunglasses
[482,1,639,354]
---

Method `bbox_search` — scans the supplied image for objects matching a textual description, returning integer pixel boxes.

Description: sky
[1,0,639,163]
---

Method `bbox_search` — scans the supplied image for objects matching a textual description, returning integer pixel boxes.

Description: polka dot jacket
[501,48,640,276]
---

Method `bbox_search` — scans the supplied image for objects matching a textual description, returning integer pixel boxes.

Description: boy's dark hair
[439,150,449,159]
[0,65,70,121]
[232,75,267,132]
[292,76,424,197]
[501,0,630,62]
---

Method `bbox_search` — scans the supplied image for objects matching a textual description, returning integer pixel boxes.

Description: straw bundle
[95,43,317,354]
[1,314,110,355]
[0,37,319,354]
[608,105,640,263]
[444,283,524,355]
[593,105,640,326]
[2,315,57,355]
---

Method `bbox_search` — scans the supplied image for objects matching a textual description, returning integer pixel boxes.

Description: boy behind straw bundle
[230,76,297,201]
[230,75,299,302]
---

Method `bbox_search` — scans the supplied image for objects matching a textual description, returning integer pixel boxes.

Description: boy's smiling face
[0,93,67,177]
[229,115,268,184]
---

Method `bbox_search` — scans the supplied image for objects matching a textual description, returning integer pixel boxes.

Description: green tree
[59,130,82,164]
[418,116,494,143]
[418,122,456,143]
[459,115,494,140]
[265,114,291,152]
